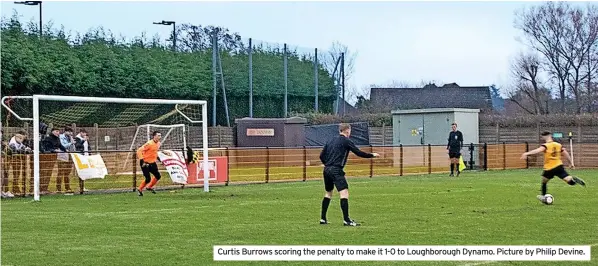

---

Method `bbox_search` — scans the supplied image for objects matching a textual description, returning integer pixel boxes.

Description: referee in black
[447,122,464,177]
[319,123,379,226]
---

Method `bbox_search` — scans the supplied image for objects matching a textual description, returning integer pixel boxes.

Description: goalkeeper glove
[140,159,148,168]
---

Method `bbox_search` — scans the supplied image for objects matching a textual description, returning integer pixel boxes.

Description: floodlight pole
[153,20,176,51]
[14,1,42,37]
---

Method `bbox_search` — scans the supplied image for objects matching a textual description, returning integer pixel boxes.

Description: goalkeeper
[136,131,162,196]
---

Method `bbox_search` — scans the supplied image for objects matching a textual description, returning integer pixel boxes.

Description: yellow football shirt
[541,141,564,170]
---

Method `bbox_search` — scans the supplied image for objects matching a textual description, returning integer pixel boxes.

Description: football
[544,194,554,205]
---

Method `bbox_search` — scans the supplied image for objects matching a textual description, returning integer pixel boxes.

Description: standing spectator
[57,127,76,193]
[1,129,13,199]
[8,131,32,196]
[74,129,89,193]
[40,128,65,194]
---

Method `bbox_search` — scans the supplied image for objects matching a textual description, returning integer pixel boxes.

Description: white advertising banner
[70,153,108,180]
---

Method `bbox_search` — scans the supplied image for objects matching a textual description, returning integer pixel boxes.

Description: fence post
[381,123,386,146]
[399,144,404,176]
[502,141,506,170]
[468,143,474,170]
[369,145,374,178]
[115,124,120,150]
[133,151,137,192]
[218,126,223,147]
[483,143,488,171]
[265,147,270,183]
[427,144,432,174]
[225,147,230,186]
[303,146,307,182]
[525,141,529,169]
[20,155,26,197]
[94,123,99,151]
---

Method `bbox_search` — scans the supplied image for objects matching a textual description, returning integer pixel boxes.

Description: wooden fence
[4,123,598,149]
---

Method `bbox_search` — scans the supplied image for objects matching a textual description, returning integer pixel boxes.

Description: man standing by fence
[447,122,464,177]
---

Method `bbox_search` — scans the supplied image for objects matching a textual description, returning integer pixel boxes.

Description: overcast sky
[2,1,553,100]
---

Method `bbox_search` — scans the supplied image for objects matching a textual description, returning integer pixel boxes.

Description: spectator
[40,128,65,194]
[1,129,13,199]
[57,127,76,194]
[74,129,89,156]
[8,131,31,196]
[73,128,91,193]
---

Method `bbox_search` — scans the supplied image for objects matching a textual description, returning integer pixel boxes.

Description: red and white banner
[158,150,188,184]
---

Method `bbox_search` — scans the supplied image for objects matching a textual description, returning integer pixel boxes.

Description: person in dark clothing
[319,123,379,226]
[447,122,464,177]
[40,128,65,193]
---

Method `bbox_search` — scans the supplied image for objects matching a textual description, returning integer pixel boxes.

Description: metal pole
[33,96,40,201]
[284,43,288,118]
[172,22,176,52]
[212,32,217,126]
[248,38,253,118]
[314,48,319,112]
[218,42,230,127]
[38,2,42,37]
[341,52,345,115]
[202,104,210,192]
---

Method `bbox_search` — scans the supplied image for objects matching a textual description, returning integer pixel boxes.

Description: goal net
[122,124,187,172]
[1,95,210,201]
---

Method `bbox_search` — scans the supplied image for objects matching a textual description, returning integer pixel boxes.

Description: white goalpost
[22,95,209,201]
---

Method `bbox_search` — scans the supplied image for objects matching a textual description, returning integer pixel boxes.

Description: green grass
[2,169,597,266]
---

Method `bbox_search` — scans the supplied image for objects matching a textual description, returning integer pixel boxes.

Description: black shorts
[140,161,161,182]
[448,151,461,159]
[323,166,348,192]
[542,165,569,179]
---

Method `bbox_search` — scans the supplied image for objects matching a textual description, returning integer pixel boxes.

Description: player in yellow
[520,131,586,203]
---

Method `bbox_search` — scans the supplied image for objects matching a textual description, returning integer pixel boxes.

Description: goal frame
[28,95,210,201]
[123,123,187,173]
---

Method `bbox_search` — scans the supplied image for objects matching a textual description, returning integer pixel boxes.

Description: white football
[544,194,554,205]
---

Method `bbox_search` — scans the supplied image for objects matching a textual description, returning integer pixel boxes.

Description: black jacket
[74,136,87,153]
[320,135,373,168]
[42,134,66,153]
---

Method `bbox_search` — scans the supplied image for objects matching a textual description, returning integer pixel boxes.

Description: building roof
[370,83,492,112]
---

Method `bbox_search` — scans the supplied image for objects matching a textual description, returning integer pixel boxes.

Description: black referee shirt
[447,130,463,151]
[320,135,374,168]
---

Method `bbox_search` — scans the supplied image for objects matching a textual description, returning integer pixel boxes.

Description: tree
[514,2,598,113]
[1,13,336,125]
[562,4,598,113]
[507,52,548,114]
[175,24,244,53]
[515,2,573,112]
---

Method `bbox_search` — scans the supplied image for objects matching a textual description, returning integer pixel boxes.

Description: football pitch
[2,169,597,266]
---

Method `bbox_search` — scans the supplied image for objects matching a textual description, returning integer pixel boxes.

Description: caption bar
[214,245,591,261]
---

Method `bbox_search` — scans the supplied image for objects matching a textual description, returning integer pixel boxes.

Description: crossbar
[34,95,207,105]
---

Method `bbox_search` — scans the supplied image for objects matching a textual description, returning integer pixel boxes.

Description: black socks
[340,198,350,222]
[321,197,331,220]
[568,179,576,186]
[450,164,454,174]
[541,183,547,195]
